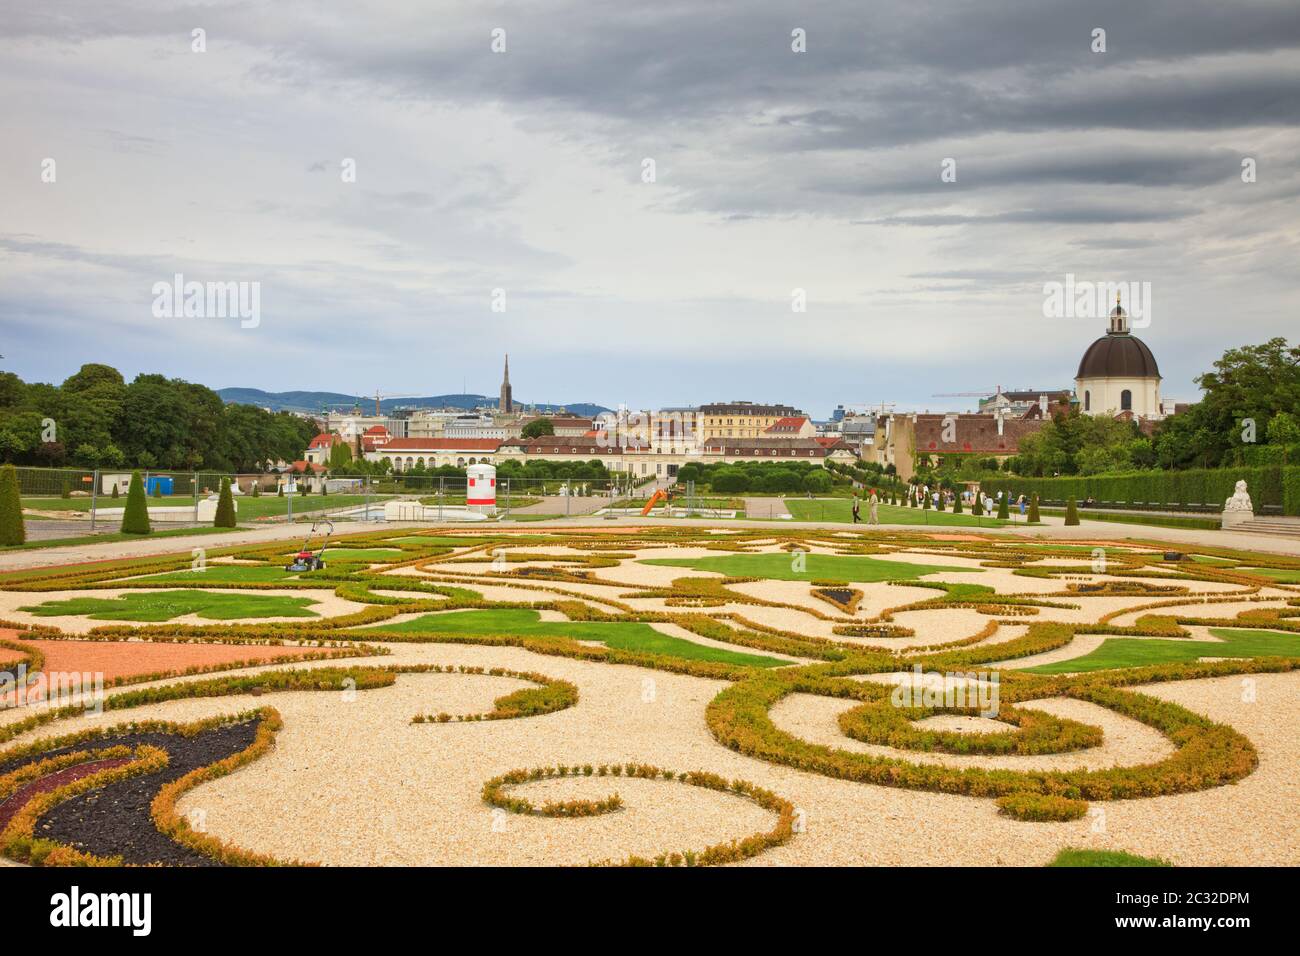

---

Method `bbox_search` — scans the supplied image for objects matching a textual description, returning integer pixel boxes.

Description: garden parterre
[1,524,1298,866]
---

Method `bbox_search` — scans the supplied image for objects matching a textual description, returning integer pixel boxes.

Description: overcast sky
[2,0,1298,416]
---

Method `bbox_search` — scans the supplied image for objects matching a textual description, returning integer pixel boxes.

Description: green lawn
[639,551,974,583]
[1025,627,1300,674]
[1238,567,1300,583]
[1048,848,1170,867]
[127,565,300,584]
[284,547,405,563]
[366,608,787,667]
[785,499,1006,527]
[19,590,321,621]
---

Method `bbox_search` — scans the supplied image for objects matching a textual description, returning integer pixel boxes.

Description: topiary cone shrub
[0,463,25,546]
[1064,497,1080,526]
[252,482,261,498]
[922,491,931,510]
[997,495,1009,520]
[972,495,983,516]
[121,471,151,535]
[1028,493,1041,524]
[277,484,284,497]
[214,477,237,528]
[299,480,309,496]
[152,482,162,499]
[935,493,945,512]
[111,484,120,499]
[953,494,962,514]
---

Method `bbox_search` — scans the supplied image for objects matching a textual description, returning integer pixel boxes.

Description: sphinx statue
[1221,480,1254,528]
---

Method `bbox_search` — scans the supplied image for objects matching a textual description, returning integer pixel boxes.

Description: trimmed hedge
[121,471,151,535]
[981,465,1300,515]
[0,464,24,546]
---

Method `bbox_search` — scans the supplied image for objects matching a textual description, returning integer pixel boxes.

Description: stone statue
[1224,480,1253,512]
[1221,480,1253,529]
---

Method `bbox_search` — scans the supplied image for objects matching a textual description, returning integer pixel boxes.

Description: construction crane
[370,391,420,415]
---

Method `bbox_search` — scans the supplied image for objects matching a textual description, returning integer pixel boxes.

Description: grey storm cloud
[1,0,1298,411]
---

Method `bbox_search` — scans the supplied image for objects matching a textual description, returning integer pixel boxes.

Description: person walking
[851,495,861,523]
[869,489,880,525]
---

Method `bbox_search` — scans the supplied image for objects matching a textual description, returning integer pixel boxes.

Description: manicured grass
[640,551,974,583]
[785,499,1006,527]
[384,535,499,546]
[283,547,405,563]
[1048,848,1171,867]
[19,590,321,621]
[128,565,300,584]
[1238,566,1300,583]
[366,608,787,667]
[1025,627,1300,674]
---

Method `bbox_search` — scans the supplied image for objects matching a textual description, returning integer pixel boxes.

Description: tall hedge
[121,471,151,535]
[0,464,25,546]
[214,477,237,528]
[978,465,1299,515]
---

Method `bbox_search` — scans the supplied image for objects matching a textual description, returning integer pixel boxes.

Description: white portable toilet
[465,463,497,515]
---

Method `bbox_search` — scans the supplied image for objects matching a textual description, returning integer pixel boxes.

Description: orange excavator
[640,488,669,516]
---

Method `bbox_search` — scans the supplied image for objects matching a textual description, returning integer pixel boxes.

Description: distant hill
[217,388,610,418]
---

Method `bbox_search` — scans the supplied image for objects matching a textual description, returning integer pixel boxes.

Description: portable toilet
[465,463,497,515]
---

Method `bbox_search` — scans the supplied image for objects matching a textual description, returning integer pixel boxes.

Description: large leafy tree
[0,364,319,472]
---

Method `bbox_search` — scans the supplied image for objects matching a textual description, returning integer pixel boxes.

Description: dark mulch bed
[4,721,258,866]
[815,588,856,606]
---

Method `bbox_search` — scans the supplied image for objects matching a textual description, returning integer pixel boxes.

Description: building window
[1084,390,1091,411]
[1121,389,1132,411]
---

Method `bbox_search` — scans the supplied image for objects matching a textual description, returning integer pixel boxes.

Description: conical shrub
[1028,493,1041,523]
[996,494,1009,520]
[972,494,983,516]
[214,476,237,528]
[1064,497,1080,526]
[121,471,151,535]
[0,464,25,546]
[953,494,962,514]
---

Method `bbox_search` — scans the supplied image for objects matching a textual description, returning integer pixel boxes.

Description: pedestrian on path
[852,496,861,523]
[869,490,879,525]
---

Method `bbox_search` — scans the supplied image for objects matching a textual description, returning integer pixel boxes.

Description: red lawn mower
[286,520,334,572]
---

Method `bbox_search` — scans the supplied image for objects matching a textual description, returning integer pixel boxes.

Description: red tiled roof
[912,414,1046,455]
[379,438,502,451]
[307,433,339,448]
[766,416,809,432]
[363,425,390,436]
[289,460,328,473]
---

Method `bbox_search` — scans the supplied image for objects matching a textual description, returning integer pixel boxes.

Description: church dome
[1076,302,1160,379]
[1076,331,1161,379]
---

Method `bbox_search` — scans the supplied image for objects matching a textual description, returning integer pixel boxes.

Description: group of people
[850,490,880,524]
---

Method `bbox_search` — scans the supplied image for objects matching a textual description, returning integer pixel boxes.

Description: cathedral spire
[499,353,514,413]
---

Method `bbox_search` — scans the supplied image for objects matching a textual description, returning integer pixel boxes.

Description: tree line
[0,363,319,472]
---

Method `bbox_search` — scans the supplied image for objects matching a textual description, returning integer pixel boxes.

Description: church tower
[1075,292,1162,419]
[499,354,514,414]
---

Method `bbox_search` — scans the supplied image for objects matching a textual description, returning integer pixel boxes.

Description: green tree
[0,463,25,545]
[521,417,555,439]
[214,476,236,527]
[121,471,151,535]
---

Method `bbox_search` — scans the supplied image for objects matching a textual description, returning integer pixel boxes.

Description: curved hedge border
[483,762,796,867]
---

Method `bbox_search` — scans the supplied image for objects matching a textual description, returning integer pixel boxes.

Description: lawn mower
[286,520,334,572]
